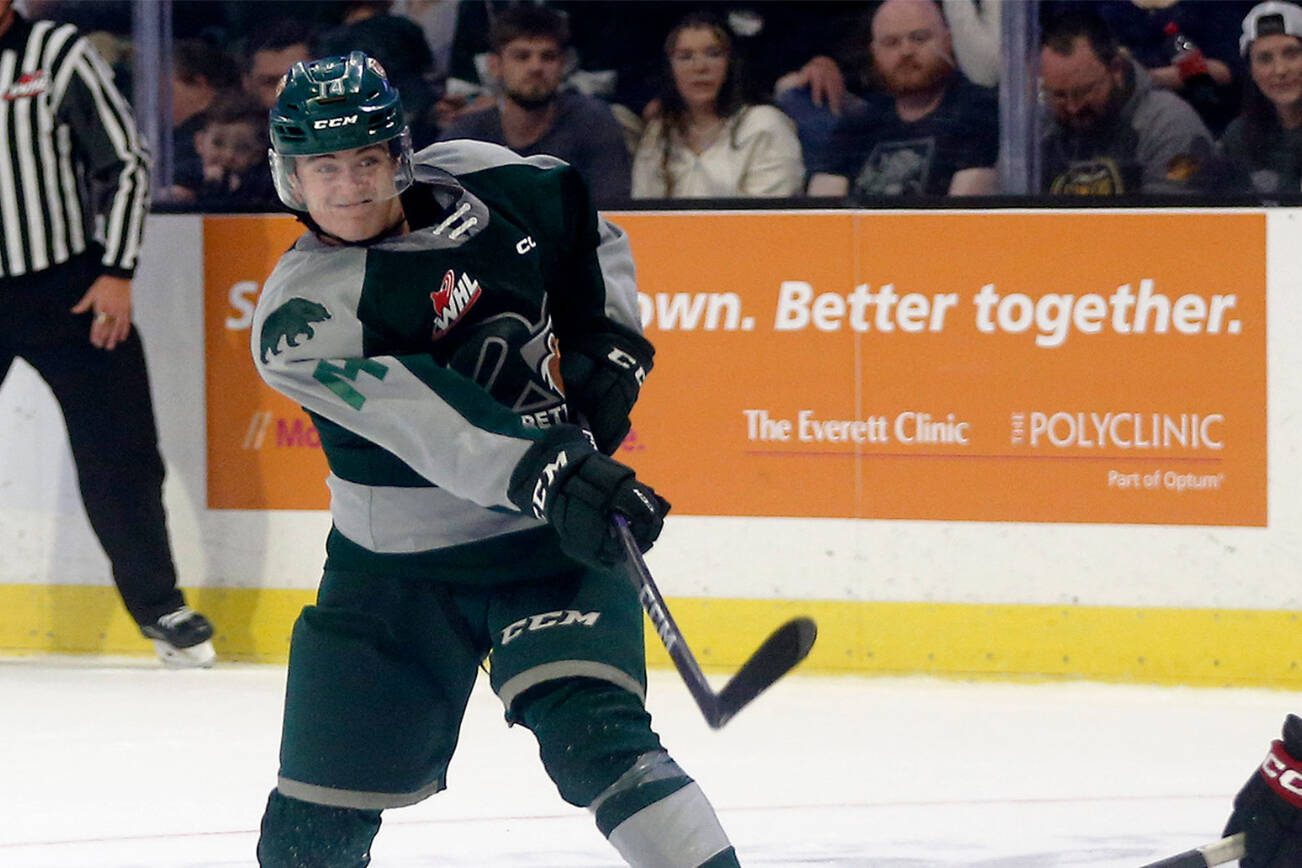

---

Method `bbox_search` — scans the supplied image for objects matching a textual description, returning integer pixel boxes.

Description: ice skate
[141,606,216,669]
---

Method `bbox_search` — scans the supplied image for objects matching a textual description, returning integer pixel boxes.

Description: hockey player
[1222,714,1302,866]
[251,52,740,867]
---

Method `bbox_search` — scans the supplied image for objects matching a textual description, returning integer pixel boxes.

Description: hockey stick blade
[712,616,817,728]
[614,515,817,728]
[1137,832,1245,868]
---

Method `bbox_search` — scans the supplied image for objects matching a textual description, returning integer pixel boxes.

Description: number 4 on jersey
[313,358,389,410]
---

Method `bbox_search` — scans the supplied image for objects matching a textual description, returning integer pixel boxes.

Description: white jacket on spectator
[941,0,1001,87]
[632,104,804,199]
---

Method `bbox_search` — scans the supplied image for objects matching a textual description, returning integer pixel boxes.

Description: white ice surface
[1,657,1296,866]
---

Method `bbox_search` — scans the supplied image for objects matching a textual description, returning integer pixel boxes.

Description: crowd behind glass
[27,0,1302,209]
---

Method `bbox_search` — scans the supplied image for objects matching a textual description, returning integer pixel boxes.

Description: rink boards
[0,209,1298,688]
[2,582,1299,689]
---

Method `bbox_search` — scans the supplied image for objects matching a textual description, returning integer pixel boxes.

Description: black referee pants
[0,252,183,626]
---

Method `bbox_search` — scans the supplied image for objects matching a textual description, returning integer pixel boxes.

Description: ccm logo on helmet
[312,115,360,129]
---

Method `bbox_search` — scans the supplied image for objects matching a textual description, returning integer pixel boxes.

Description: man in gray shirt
[439,5,631,205]
[1039,10,1215,196]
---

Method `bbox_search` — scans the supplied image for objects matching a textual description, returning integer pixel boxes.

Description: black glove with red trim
[1224,714,1302,867]
[509,426,669,568]
[560,330,653,455]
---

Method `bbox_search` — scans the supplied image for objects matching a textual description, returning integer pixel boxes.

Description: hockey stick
[613,514,817,728]
[1137,833,1245,868]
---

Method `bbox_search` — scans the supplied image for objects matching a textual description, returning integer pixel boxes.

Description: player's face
[1250,34,1302,111]
[870,0,954,97]
[669,27,729,112]
[293,144,403,241]
[1040,38,1124,132]
[494,37,565,109]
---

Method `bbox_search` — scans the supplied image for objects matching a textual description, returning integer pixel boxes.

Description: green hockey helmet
[268,51,414,210]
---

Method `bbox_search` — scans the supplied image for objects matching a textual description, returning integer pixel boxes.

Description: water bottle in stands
[1163,21,1218,106]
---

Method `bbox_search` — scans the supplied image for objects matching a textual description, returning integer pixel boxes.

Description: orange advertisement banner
[205,211,1266,525]
[204,215,326,509]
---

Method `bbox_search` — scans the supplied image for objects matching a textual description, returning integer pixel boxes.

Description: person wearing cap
[252,51,741,867]
[1218,0,1302,193]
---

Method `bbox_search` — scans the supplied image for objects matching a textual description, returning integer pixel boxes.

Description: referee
[0,1,215,666]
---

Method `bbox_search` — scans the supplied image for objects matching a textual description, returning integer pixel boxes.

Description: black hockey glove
[508,427,670,569]
[560,330,653,455]
[1223,714,1302,867]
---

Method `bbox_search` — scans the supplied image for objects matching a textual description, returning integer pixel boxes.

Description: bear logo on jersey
[259,298,332,363]
[431,269,482,340]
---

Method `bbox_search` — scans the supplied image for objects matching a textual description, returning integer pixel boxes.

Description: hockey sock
[256,788,382,868]
[592,753,738,867]
[516,678,737,867]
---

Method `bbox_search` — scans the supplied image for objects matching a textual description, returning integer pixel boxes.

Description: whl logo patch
[431,269,481,339]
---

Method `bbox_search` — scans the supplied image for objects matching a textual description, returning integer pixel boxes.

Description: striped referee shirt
[0,12,149,279]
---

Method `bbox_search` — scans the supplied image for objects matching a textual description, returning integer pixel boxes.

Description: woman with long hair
[632,12,803,198]
[1220,1,1302,193]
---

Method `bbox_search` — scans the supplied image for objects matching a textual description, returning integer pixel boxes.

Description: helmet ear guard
[268,51,415,210]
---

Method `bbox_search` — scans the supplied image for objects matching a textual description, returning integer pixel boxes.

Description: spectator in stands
[775,0,997,177]
[315,1,440,145]
[242,20,313,111]
[631,11,802,198]
[772,12,873,183]
[438,4,631,204]
[1219,1,1302,193]
[1040,10,1215,195]
[439,3,870,134]
[806,0,998,199]
[1046,0,1248,135]
[617,2,872,118]
[168,93,277,211]
[436,1,524,131]
[171,39,240,169]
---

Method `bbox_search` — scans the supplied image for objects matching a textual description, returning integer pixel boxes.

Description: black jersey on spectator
[828,76,999,198]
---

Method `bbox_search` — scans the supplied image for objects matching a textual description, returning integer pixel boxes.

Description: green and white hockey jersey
[251,140,645,574]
